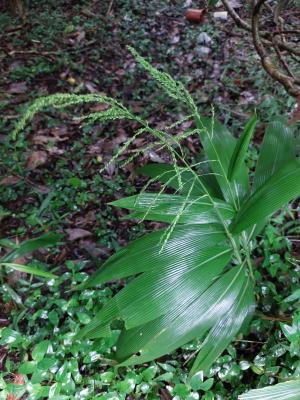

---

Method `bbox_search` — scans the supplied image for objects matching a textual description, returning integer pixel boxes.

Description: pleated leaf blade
[116,265,247,366]
[2,232,63,263]
[190,275,255,375]
[227,114,257,182]
[77,225,232,341]
[111,193,234,224]
[254,120,296,191]
[79,224,227,289]
[239,380,300,400]
[196,116,250,204]
[230,160,300,234]
[137,163,222,198]
[0,262,57,279]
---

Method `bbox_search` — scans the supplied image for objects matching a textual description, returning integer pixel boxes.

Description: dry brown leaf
[91,103,110,112]
[66,228,93,241]
[32,135,54,145]
[76,30,86,43]
[0,175,21,186]
[78,239,111,258]
[9,81,27,94]
[47,146,65,155]
[51,125,68,138]
[170,25,180,44]
[85,81,98,93]
[75,210,96,227]
[26,151,48,170]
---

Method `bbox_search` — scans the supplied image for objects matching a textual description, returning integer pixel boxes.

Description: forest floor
[0,1,299,399]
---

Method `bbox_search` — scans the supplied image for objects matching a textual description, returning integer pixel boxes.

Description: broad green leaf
[79,224,227,289]
[18,361,37,374]
[227,115,257,182]
[115,245,232,329]
[230,160,300,234]
[32,340,51,362]
[196,116,249,205]
[111,193,234,224]
[2,232,63,263]
[115,265,246,366]
[190,277,254,375]
[137,163,222,198]
[254,120,296,191]
[284,289,300,303]
[77,226,232,340]
[239,380,300,400]
[0,262,57,279]
[2,283,23,305]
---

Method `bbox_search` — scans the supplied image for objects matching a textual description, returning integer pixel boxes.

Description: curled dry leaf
[26,150,48,170]
[66,228,93,241]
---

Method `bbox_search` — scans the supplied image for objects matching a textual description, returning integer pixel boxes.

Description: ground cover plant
[8,45,300,398]
[1,1,300,399]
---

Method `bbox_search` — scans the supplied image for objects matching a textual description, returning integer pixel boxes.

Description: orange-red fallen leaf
[65,228,93,241]
[0,175,21,186]
[186,8,206,23]
[13,374,25,385]
[26,150,48,170]
[7,374,25,400]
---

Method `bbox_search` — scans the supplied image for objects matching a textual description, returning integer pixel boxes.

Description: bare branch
[220,0,300,98]
[252,0,300,97]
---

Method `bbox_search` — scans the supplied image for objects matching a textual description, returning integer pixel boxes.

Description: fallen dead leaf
[76,30,86,43]
[85,81,98,93]
[0,175,21,186]
[7,256,28,286]
[47,146,65,155]
[78,240,111,258]
[74,210,96,227]
[7,374,25,400]
[66,228,93,241]
[26,151,48,170]
[51,125,69,138]
[32,135,55,145]
[9,81,27,94]
[170,25,180,44]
